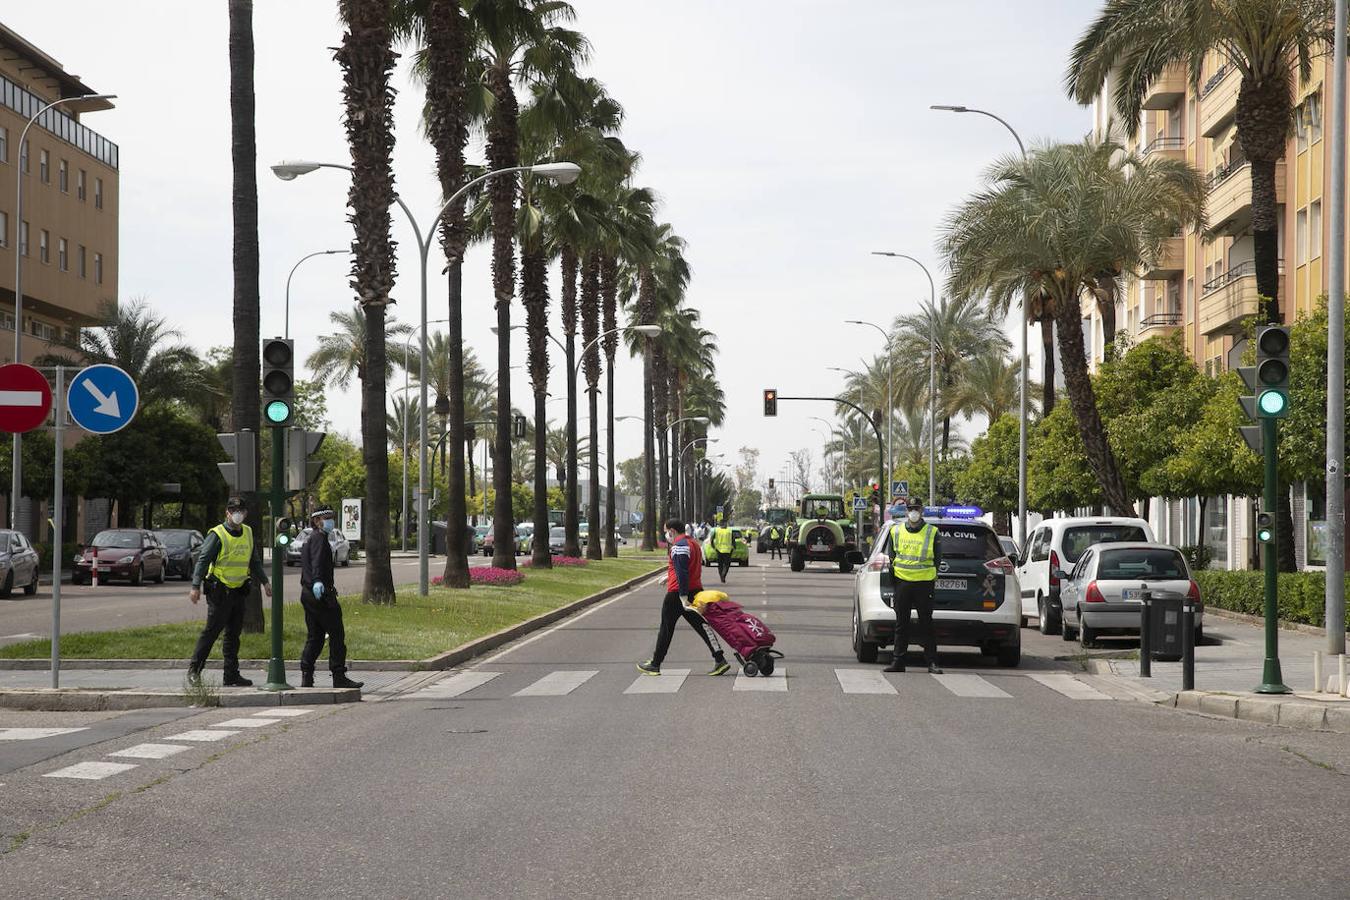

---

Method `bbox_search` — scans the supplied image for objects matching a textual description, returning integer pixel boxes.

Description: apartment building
[1089,54,1340,571]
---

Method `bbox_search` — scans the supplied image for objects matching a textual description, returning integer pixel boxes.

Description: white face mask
[907,510,921,524]
[228,511,245,526]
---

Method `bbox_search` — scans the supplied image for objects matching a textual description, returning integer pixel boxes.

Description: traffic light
[274,517,296,549]
[1256,510,1274,544]
[768,478,775,491]
[217,430,258,493]
[262,337,295,427]
[1254,325,1290,417]
[763,389,777,416]
[513,414,527,440]
[287,429,327,492]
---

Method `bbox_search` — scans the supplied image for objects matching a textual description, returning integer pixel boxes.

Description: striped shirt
[666,536,704,593]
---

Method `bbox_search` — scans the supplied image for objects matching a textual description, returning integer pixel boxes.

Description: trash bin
[1144,591,1185,662]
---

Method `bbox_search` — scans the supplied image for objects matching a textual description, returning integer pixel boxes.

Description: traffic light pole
[1256,415,1290,694]
[264,429,291,692]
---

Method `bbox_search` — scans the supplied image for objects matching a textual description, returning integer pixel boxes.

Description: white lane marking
[0,390,43,406]
[0,632,41,640]
[0,727,88,741]
[932,673,1012,698]
[734,666,787,692]
[1028,673,1111,700]
[44,761,138,780]
[215,718,281,728]
[167,729,241,742]
[512,670,599,697]
[623,668,691,694]
[834,668,897,695]
[108,743,190,760]
[255,709,311,717]
[405,670,501,699]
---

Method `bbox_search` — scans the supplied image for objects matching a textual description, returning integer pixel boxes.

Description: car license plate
[811,543,829,552]
[98,567,111,573]
[1123,589,1143,600]
[936,577,966,592]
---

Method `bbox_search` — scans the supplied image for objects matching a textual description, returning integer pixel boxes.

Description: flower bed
[433,567,525,587]
[521,555,589,568]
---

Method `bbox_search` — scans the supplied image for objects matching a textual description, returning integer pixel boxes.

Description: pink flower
[469,566,525,586]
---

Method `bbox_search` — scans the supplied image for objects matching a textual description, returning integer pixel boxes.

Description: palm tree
[387,394,422,452]
[228,0,260,475]
[307,305,412,426]
[333,0,399,604]
[942,138,1206,515]
[952,351,1038,424]
[1067,0,1337,325]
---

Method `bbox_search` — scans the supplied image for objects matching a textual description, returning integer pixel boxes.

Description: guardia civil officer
[299,507,363,689]
[710,521,736,583]
[884,497,943,674]
[767,525,784,560]
[188,496,271,686]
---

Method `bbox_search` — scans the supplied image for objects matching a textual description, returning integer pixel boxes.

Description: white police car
[850,506,1022,667]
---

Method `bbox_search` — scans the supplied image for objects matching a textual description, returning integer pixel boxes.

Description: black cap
[906,496,924,511]
[226,496,247,511]
[310,506,334,519]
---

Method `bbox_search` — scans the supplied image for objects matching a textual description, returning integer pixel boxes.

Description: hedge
[1193,570,1350,630]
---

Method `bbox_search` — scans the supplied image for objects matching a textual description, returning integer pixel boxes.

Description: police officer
[188,496,271,686]
[884,497,943,674]
[767,525,783,560]
[299,507,363,689]
[710,521,735,583]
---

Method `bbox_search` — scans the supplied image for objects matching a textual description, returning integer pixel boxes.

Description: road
[0,553,492,644]
[2,553,1348,897]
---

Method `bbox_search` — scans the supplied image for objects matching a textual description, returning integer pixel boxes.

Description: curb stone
[0,686,359,711]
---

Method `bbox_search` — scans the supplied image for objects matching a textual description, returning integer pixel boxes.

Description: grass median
[0,557,663,663]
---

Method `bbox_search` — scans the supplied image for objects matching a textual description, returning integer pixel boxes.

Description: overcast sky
[13,1,1097,497]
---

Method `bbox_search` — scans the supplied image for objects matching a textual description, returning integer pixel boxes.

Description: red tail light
[1085,581,1105,603]
[984,556,1015,575]
[1049,550,1061,587]
[867,553,889,572]
[1186,580,1202,604]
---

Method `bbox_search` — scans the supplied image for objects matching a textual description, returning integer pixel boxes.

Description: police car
[850,506,1022,667]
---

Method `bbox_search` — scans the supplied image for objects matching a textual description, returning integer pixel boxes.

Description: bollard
[1313,651,1323,693]
[1181,601,1196,692]
[1340,654,1348,697]
[1138,593,1152,678]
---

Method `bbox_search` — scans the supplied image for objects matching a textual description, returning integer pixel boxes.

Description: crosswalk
[397,667,1113,703]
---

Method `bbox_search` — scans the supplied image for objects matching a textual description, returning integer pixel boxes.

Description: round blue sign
[67,364,139,434]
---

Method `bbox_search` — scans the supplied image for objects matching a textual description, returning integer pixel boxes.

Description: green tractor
[786,493,859,573]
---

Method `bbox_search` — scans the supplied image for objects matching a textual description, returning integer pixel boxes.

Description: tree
[943,138,1206,515]
[951,350,1037,425]
[1028,400,1102,514]
[617,455,644,498]
[336,0,400,604]
[956,414,1022,535]
[1068,0,1339,325]
[307,305,412,428]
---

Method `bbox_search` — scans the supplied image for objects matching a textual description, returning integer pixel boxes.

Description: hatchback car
[73,529,168,585]
[156,529,204,581]
[1016,517,1155,635]
[284,527,351,567]
[0,529,40,597]
[548,526,567,555]
[704,529,750,568]
[1058,542,1203,647]
[474,525,491,553]
[852,517,1021,667]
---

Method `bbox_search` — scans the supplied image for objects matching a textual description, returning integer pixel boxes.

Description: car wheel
[853,605,878,664]
[838,559,853,574]
[131,564,143,587]
[1038,596,1060,635]
[1078,612,1096,649]
[996,643,1022,667]
[154,562,165,584]
[1060,612,1076,642]
[789,548,805,572]
[341,556,350,567]
[24,566,39,595]
[0,570,13,598]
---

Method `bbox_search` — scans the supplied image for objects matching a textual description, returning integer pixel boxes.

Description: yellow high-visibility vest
[712,527,734,552]
[208,524,254,588]
[889,522,937,582]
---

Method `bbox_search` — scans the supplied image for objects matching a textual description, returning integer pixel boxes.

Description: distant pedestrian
[299,507,363,689]
[711,522,735,583]
[884,497,943,675]
[188,497,270,687]
[767,525,784,560]
[637,518,730,677]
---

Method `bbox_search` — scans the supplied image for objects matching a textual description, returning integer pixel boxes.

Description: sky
[10,0,1099,497]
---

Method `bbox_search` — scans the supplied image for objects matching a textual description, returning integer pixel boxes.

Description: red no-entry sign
[0,364,53,433]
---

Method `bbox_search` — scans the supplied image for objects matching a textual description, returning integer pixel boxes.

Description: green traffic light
[1257,528,1273,543]
[1257,390,1287,416]
[277,533,290,547]
[265,399,292,424]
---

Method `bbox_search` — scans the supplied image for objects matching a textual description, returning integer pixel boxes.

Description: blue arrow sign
[68,364,139,434]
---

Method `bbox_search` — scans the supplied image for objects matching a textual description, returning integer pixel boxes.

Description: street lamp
[11,92,116,528]
[930,103,1030,546]
[871,252,937,505]
[846,319,895,486]
[284,249,348,340]
[399,318,450,551]
[274,158,582,595]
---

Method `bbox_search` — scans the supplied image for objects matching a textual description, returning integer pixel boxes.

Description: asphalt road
[2,553,1348,897]
[0,553,490,643]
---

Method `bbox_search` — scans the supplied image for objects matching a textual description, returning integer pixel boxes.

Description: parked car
[73,529,168,585]
[1015,517,1155,636]
[0,529,40,596]
[474,524,491,553]
[155,529,204,581]
[852,515,1021,667]
[548,526,566,555]
[998,535,1019,561]
[515,523,535,555]
[1057,542,1204,647]
[284,527,351,567]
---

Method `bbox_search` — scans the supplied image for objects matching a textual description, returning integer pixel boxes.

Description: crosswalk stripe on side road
[406,670,501,699]
[44,761,139,780]
[1027,673,1112,700]
[623,668,691,694]
[512,670,599,697]
[834,668,898,695]
[932,673,1012,698]
[734,667,787,692]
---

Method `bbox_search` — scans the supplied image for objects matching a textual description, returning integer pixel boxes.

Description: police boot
[332,671,364,689]
[884,653,906,673]
[300,669,315,688]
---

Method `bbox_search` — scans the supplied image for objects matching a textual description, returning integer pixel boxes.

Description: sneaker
[707,660,731,677]
[185,669,202,685]
[333,674,364,689]
[927,663,944,675]
[222,675,253,687]
[636,660,661,676]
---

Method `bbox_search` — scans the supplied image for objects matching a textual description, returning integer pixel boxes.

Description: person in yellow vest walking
[711,522,736,583]
[187,496,272,686]
[767,525,783,560]
[884,497,943,674]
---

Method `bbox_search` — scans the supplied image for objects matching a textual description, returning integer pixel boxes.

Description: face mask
[665,531,677,544]
[322,519,336,533]
[228,511,245,526]
[907,511,921,524]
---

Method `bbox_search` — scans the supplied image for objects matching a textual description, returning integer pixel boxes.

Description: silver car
[285,528,351,567]
[1057,542,1203,647]
[0,529,40,597]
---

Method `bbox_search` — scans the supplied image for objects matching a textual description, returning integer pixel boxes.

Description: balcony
[1199,65,1238,137]
[1142,236,1185,279]
[1207,160,1285,236]
[1142,69,1187,110]
[1138,311,1183,338]
[1198,261,1274,335]
[1140,136,1186,163]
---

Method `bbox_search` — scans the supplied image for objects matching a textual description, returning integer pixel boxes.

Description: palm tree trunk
[467,432,477,527]
[228,0,263,631]
[638,266,657,550]
[1040,314,1056,416]
[581,253,603,561]
[561,247,581,558]
[1053,290,1134,516]
[653,349,671,523]
[1094,278,1118,351]
[360,306,397,603]
[522,245,551,569]
[601,255,619,558]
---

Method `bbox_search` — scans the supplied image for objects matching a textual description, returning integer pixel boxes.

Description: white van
[1015,517,1155,634]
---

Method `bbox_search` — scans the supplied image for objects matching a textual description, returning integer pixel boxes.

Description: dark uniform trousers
[189,579,250,677]
[893,578,938,665]
[300,589,348,675]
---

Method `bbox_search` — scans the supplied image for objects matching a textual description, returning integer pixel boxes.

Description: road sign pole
[263,429,290,692]
[50,367,64,689]
[1256,416,1290,694]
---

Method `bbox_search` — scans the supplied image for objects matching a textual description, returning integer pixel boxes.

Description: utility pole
[1325,0,1346,657]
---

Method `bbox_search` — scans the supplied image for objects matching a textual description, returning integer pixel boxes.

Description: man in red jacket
[637,518,730,676]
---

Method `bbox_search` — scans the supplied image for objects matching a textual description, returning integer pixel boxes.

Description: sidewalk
[1087,611,1350,733]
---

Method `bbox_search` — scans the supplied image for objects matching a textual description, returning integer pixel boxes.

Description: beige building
[1089,54,1343,570]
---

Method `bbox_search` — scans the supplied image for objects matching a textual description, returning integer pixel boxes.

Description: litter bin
[1143,591,1185,662]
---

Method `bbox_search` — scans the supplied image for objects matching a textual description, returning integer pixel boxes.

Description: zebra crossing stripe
[834,669,897,694]
[1027,673,1111,700]
[215,718,281,728]
[0,727,89,740]
[44,761,138,780]
[168,730,240,742]
[257,709,311,717]
[109,743,190,760]
[624,669,691,694]
[406,670,501,699]
[734,667,787,692]
[932,673,1012,698]
[512,670,599,697]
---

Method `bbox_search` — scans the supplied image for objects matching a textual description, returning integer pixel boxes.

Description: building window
[38,229,48,264]
[1204,497,1228,567]
[0,210,6,249]
[58,159,68,193]
[19,139,28,173]
[94,252,103,284]
[1310,199,1322,260]
[39,149,48,183]
[77,169,86,201]
[19,220,27,257]
[58,237,68,272]
[78,244,86,278]
[1296,207,1308,265]
[94,177,103,210]
[1185,277,1194,321]
[0,310,12,331]
[1310,91,1323,144]
[0,125,7,164]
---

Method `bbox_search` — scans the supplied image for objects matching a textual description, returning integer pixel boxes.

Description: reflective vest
[769,528,780,541]
[208,523,255,588]
[712,527,734,552]
[889,522,937,582]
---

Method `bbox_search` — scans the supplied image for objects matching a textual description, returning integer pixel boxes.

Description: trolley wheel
[742,661,759,677]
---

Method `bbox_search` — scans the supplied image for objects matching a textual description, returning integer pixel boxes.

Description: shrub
[1193,570,1350,629]
[1181,544,1212,571]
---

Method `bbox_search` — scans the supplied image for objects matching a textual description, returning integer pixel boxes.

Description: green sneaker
[636,660,661,676]
[707,660,731,677]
